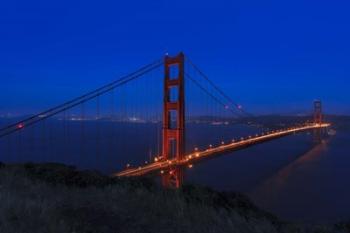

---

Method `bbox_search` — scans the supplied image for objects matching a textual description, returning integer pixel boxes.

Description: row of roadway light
[124,123,322,175]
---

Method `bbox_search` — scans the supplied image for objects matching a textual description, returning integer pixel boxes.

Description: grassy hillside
[0,162,348,233]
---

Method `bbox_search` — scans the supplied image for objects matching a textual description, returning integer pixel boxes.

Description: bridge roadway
[115,123,330,177]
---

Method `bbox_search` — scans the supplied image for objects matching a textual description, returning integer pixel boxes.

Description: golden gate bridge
[0,52,329,188]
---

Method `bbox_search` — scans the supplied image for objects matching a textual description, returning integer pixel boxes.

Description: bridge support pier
[161,52,185,188]
[162,166,184,188]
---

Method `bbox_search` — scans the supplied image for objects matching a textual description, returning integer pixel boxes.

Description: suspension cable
[185,73,241,117]
[0,60,163,138]
[186,58,253,117]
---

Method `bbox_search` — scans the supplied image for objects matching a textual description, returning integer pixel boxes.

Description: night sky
[0,0,349,115]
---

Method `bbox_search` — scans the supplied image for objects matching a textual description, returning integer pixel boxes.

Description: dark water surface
[0,119,349,223]
[186,128,350,223]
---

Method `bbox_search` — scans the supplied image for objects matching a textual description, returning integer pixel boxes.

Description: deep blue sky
[0,0,349,115]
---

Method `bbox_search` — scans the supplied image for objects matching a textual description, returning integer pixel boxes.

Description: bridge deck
[115,123,330,177]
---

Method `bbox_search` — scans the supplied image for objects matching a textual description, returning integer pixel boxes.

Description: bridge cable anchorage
[186,58,253,117]
[185,73,242,117]
[0,60,163,138]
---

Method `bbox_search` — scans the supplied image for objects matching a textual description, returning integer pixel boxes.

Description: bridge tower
[162,52,185,188]
[314,100,322,124]
[313,100,323,143]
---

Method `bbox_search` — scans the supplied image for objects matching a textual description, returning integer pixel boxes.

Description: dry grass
[0,163,348,233]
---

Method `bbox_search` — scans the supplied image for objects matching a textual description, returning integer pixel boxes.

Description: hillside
[0,163,349,233]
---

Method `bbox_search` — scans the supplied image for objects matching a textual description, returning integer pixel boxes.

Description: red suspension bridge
[0,52,330,188]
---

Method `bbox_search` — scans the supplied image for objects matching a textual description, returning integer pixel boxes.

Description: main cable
[186,58,253,117]
[0,60,163,138]
[185,73,241,117]
[0,59,163,133]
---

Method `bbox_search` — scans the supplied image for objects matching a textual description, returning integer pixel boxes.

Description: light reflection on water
[0,120,349,223]
[186,130,350,223]
[253,138,329,194]
[249,139,330,223]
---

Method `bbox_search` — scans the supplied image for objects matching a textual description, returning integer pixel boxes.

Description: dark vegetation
[0,163,349,233]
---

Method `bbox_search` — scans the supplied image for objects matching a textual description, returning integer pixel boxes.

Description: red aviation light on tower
[17,123,24,129]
